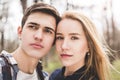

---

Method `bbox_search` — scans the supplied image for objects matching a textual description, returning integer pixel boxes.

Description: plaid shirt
[0,50,48,80]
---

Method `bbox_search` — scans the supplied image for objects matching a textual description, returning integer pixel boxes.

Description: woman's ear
[17,26,22,39]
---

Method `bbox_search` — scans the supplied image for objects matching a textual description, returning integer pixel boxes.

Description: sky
[3,0,23,40]
[2,0,120,40]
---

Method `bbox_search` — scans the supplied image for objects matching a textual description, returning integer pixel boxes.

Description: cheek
[46,37,54,44]
[73,47,87,62]
[21,34,30,43]
[55,42,61,52]
[43,37,54,51]
[21,29,30,38]
[74,42,88,55]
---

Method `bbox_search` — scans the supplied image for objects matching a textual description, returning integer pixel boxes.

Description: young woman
[49,11,111,80]
[0,2,60,80]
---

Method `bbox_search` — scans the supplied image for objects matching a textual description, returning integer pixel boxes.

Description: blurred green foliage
[43,46,62,74]
[111,59,120,80]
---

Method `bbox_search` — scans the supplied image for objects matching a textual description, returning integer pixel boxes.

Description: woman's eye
[56,36,63,40]
[71,36,79,40]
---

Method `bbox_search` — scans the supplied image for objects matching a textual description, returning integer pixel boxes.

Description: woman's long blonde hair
[61,11,111,80]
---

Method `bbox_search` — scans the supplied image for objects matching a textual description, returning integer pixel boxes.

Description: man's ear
[17,26,22,38]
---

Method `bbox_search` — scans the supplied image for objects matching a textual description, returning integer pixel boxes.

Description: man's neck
[12,47,39,74]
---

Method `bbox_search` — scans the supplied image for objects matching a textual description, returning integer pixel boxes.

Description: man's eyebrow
[27,22,55,33]
[28,22,39,26]
[45,27,55,33]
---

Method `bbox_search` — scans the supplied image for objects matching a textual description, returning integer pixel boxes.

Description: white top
[17,69,38,80]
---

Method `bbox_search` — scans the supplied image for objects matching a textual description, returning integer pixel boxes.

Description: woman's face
[56,18,89,68]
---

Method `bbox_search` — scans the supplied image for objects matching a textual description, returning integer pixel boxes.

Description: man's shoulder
[0,50,9,66]
[42,71,49,80]
[42,71,49,77]
[0,50,17,65]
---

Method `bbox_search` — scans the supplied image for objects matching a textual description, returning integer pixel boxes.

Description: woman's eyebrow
[56,33,62,35]
[69,33,81,35]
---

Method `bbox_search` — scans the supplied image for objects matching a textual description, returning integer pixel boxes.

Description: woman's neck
[64,63,85,76]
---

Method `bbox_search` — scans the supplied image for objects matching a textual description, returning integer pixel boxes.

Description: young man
[0,2,60,80]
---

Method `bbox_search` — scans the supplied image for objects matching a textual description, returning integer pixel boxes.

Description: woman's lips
[60,54,73,58]
[30,43,44,49]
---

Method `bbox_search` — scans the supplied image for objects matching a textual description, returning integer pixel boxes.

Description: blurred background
[0,0,120,79]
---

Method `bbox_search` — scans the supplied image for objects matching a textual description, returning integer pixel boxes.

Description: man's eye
[71,36,79,40]
[28,25,38,30]
[56,36,63,40]
[44,28,52,34]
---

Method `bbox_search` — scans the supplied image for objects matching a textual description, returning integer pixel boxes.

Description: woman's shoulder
[92,76,99,80]
[49,68,62,80]
[52,68,62,75]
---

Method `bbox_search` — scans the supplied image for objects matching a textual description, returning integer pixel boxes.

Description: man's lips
[60,54,73,58]
[30,43,44,49]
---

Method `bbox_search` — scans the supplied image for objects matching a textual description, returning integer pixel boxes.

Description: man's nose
[34,29,43,41]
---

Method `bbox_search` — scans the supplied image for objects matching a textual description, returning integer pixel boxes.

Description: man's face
[18,12,56,59]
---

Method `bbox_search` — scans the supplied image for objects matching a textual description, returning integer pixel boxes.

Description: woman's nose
[61,39,69,50]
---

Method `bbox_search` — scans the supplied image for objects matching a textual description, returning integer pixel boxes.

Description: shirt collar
[1,50,17,65]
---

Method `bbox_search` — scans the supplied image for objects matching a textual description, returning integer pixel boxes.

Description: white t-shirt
[17,69,38,80]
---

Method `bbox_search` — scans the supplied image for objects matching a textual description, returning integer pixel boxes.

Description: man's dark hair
[21,2,60,28]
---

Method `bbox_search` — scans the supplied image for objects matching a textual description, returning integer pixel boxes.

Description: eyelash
[56,36,79,40]
[44,28,53,34]
[28,25,38,30]
[56,36,63,40]
[71,36,79,40]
